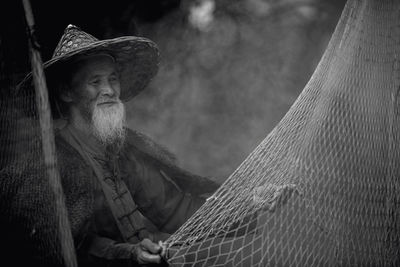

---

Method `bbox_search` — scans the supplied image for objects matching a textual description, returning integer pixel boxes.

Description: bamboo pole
[21,1,77,266]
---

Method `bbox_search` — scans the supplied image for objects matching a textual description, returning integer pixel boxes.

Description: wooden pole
[21,1,77,266]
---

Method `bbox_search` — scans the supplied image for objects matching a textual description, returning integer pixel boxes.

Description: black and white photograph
[1,0,399,266]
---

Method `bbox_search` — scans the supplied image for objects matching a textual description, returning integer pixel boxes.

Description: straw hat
[18,24,159,103]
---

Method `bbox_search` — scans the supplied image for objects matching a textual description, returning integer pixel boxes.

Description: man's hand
[132,238,166,265]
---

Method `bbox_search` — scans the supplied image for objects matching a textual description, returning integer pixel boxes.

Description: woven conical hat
[18,24,159,102]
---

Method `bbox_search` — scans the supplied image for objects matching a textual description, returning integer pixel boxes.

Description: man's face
[69,55,121,112]
[68,55,126,145]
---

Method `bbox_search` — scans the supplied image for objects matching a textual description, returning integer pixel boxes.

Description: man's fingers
[159,240,167,258]
[134,238,167,264]
[138,250,162,264]
[140,238,161,254]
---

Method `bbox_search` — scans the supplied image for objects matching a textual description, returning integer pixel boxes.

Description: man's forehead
[75,53,116,64]
[73,54,118,77]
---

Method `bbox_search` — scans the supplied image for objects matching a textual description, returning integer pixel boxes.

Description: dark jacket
[0,128,219,267]
[56,128,219,266]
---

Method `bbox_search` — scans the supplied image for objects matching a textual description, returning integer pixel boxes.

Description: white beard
[90,101,126,146]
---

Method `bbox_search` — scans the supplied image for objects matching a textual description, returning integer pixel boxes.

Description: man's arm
[87,235,165,264]
[121,145,219,234]
[133,160,208,233]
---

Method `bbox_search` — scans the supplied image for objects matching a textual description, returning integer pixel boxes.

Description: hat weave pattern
[52,25,98,58]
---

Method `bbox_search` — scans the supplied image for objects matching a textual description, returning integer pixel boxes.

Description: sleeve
[127,155,209,234]
[87,236,135,260]
[71,207,137,263]
[75,232,137,265]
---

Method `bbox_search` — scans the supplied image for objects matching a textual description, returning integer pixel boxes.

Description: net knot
[253,183,298,212]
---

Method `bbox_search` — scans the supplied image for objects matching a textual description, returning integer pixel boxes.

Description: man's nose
[100,82,116,97]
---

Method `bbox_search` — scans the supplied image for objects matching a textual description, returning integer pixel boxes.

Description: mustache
[93,96,121,105]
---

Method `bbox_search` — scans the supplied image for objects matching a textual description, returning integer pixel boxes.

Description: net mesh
[0,2,76,266]
[0,74,70,267]
[165,0,400,266]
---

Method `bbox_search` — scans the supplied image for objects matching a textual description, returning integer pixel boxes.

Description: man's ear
[59,85,74,103]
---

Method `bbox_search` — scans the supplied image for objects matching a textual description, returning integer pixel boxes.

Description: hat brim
[18,36,159,103]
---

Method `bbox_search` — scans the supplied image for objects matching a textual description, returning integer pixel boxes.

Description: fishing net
[165,0,400,266]
[0,2,76,266]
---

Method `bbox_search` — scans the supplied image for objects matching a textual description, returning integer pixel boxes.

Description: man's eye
[90,79,100,85]
[109,76,119,83]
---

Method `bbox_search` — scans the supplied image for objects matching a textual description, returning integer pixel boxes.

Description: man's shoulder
[124,128,177,166]
[53,130,94,197]
[54,129,88,170]
[123,128,220,196]
[54,130,79,157]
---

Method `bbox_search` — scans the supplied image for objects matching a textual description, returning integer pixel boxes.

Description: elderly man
[16,25,219,267]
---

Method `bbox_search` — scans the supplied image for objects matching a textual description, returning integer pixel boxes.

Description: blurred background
[1,0,346,183]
